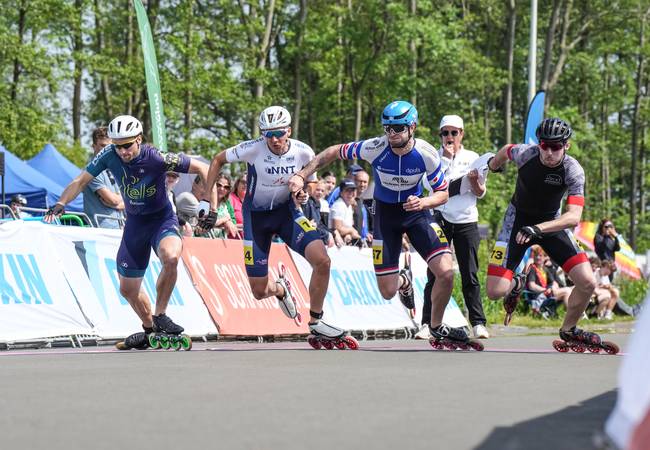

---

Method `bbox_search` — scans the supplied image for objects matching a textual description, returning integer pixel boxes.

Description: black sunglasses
[384,124,408,134]
[115,140,136,150]
[439,130,460,137]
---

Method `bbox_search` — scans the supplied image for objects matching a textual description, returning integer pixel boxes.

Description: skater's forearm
[536,204,583,233]
[297,145,340,180]
[206,152,227,211]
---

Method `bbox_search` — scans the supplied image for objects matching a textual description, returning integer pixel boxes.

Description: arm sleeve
[423,148,448,192]
[565,158,585,206]
[85,146,112,177]
[87,172,108,193]
[340,136,387,164]
[225,140,258,164]
[509,144,538,168]
[160,152,191,173]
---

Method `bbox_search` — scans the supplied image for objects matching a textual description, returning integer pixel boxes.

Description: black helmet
[536,118,572,142]
[10,194,27,206]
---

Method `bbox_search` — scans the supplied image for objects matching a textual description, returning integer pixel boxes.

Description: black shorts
[487,203,587,280]
[372,200,450,276]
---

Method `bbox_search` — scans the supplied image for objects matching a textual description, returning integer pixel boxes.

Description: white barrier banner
[45,224,218,338]
[292,247,468,330]
[0,221,94,341]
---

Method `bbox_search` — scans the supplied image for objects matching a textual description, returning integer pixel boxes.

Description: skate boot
[398,253,415,313]
[552,326,619,355]
[307,310,358,350]
[115,325,153,350]
[149,313,192,351]
[503,273,526,326]
[276,262,302,325]
[428,323,484,351]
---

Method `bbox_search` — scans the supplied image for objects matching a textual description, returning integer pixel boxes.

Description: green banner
[133,0,167,152]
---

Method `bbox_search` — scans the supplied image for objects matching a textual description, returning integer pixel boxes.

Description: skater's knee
[119,286,138,301]
[378,284,397,300]
[161,254,179,268]
[436,268,454,286]
[486,285,504,300]
[312,254,331,272]
[251,286,268,300]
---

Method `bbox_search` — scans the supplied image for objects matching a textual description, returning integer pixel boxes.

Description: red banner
[181,238,311,335]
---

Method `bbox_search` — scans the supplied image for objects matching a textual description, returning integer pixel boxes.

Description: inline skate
[115,325,152,350]
[276,262,302,326]
[504,273,526,326]
[398,253,416,316]
[552,327,619,355]
[148,313,192,351]
[307,311,358,350]
[428,323,484,351]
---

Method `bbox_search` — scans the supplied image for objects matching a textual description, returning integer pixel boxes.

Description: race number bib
[490,241,507,266]
[243,241,254,266]
[372,240,383,265]
[431,223,448,244]
[295,216,316,232]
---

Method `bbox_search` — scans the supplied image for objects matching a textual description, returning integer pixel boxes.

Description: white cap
[439,115,464,130]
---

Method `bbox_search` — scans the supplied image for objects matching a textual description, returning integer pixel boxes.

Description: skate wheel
[308,336,322,350]
[171,339,181,351]
[552,340,569,352]
[160,335,171,350]
[294,311,302,327]
[457,343,469,350]
[181,335,192,351]
[343,336,359,350]
[588,345,601,354]
[570,343,585,353]
[333,339,346,350]
[322,340,334,350]
[602,341,619,355]
[428,339,444,350]
[468,340,484,351]
[148,334,160,349]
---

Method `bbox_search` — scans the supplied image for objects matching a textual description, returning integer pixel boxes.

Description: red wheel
[444,341,458,350]
[457,343,469,350]
[571,343,585,353]
[333,339,346,350]
[322,340,334,350]
[552,340,569,353]
[603,341,620,355]
[588,345,601,354]
[308,336,321,350]
[429,339,444,350]
[343,336,359,350]
[468,340,484,351]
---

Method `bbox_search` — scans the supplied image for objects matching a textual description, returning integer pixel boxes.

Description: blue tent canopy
[0,145,83,211]
[27,143,82,187]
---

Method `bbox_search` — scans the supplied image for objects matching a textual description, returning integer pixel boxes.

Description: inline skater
[485,118,617,353]
[200,106,357,349]
[289,100,482,351]
[45,115,215,350]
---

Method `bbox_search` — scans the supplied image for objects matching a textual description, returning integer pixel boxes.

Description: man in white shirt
[417,115,489,339]
[329,179,360,245]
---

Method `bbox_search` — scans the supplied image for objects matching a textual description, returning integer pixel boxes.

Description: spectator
[321,171,337,196]
[82,127,125,228]
[165,171,180,213]
[327,164,363,206]
[353,169,373,244]
[589,258,616,319]
[302,179,331,246]
[595,260,621,320]
[329,179,360,245]
[199,173,238,239]
[230,173,247,228]
[594,218,621,280]
[9,194,32,218]
[312,179,330,227]
[525,248,569,318]
[175,191,199,237]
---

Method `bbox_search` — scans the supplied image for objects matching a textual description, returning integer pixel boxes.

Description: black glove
[487,156,504,173]
[519,225,543,240]
[45,203,65,217]
[198,210,218,230]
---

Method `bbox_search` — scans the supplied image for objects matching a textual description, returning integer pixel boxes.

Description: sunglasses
[115,140,136,150]
[262,129,288,138]
[217,183,231,189]
[439,130,460,137]
[383,124,408,134]
[540,141,565,152]
[604,224,614,228]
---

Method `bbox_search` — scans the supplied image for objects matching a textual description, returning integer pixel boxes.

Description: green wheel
[148,334,160,349]
[181,335,192,351]
[171,338,181,351]
[160,335,171,350]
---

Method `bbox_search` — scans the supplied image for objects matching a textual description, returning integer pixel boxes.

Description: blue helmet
[381,101,418,126]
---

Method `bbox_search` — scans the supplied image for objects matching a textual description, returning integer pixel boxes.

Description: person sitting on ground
[595,259,620,320]
[329,179,361,246]
[589,257,616,319]
[9,194,32,219]
[526,248,565,318]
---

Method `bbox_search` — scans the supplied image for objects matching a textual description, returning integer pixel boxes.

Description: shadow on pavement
[475,389,617,450]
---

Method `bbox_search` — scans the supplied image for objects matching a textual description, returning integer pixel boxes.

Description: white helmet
[107,115,143,140]
[258,106,291,130]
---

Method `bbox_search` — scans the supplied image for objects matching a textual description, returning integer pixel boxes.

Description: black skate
[552,327,619,355]
[307,321,359,350]
[149,313,192,351]
[503,273,526,326]
[398,253,416,315]
[428,324,484,351]
[115,331,150,350]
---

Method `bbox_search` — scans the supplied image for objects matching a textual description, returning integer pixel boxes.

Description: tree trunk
[504,0,516,143]
[72,0,83,144]
[126,0,134,115]
[11,2,27,102]
[409,0,417,106]
[540,0,561,93]
[183,1,193,150]
[251,0,276,136]
[292,0,307,138]
[93,0,112,118]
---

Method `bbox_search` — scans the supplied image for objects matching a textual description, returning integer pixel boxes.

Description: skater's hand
[516,225,542,244]
[197,210,218,232]
[288,174,305,194]
[43,202,65,223]
[293,189,308,205]
[403,195,423,212]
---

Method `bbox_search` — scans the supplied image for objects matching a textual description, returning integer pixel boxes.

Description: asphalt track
[0,334,625,450]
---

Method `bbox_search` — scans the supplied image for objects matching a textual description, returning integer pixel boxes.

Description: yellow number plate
[431,223,448,244]
[295,217,316,232]
[243,243,254,266]
[372,241,383,265]
[489,242,507,266]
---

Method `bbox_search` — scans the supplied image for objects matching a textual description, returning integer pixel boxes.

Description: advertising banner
[0,222,94,341]
[181,238,311,335]
[292,247,469,330]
